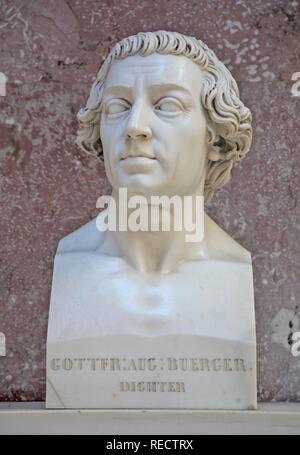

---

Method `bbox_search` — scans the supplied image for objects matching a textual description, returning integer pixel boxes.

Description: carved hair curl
[76,31,252,202]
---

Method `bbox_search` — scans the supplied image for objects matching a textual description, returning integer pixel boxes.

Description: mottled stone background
[0,0,299,402]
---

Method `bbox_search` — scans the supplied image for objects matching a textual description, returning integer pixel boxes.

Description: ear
[207,145,221,162]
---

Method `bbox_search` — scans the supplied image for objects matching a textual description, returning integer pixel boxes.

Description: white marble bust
[46,31,256,410]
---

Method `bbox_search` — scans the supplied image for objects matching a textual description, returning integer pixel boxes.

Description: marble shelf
[0,402,299,435]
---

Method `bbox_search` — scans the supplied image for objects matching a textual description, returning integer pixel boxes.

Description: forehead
[104,53,204,93]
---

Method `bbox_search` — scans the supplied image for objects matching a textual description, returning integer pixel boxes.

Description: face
[100,53,208,197]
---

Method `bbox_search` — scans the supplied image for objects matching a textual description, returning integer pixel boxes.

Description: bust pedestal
[46,215,256,409]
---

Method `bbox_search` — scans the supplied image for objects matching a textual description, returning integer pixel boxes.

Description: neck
[106,188,208,273]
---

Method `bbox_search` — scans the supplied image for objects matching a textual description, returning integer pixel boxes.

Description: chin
[113,173,166,192]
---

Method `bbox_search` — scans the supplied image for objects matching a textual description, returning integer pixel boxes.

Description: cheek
[102,148,113,183]
[184,116,207,157]
[100,119,113,149]
[187,111,206,140]
[101,126,122,161]
[100,130,117,181]
[175,119,207,171]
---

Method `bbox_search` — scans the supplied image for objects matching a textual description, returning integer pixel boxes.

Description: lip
[120,155,156,161]
[119,156,157,172]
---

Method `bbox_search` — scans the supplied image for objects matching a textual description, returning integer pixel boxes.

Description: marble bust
[46,31,257,409]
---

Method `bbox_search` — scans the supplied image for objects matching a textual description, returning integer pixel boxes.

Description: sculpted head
[77,31,252,202]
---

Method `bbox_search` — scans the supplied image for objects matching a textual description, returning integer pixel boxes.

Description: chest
[49,253,254,339]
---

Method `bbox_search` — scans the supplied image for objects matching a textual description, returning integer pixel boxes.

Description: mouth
[119,155,157,173]
[120,154,156,161]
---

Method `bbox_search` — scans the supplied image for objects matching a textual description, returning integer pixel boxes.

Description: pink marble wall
[0,0,299,402]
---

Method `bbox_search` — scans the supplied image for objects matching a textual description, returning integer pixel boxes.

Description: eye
[154,97,184,114]
[106,99,130,116]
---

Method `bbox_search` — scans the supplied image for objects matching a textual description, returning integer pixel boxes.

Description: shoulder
[57,218,104,254]
[204,214,252,264]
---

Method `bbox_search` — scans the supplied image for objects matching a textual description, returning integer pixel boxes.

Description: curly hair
[76,30,252,202]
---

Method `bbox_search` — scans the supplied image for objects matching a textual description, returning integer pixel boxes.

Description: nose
[125,100,152,141]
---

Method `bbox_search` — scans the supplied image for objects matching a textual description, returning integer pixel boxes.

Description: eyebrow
[103,82,194,98]
[103,85,132,95]
[149,83,193,97]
